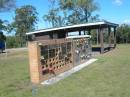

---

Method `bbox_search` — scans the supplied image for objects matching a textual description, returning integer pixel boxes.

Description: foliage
[90,29,98,44]
[43,0,68,27]
[0,19,7,41]
[13,5,38,33]
[6,35,20,48]
[59,0,99,23]
[12,5,38,47]
[0,19,11,33]
[0,19,6,30]
[43,8,62,27]
[44,0,99,27]
[0,0,16,45]
[117,24,130,43]
[0,31,6,41]
[0,0,16,12]
[0,4,38,48]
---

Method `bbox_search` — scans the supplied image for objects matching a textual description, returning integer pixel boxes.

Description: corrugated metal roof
[26,21,118,35]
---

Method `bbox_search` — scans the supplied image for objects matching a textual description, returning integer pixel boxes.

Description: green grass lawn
[0,44,130,97]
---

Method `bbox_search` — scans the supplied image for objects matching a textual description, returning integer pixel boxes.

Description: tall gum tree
[44,0,100,27]
[13,5,38,47]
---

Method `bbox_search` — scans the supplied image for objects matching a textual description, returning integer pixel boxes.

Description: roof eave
[26,21,118,35]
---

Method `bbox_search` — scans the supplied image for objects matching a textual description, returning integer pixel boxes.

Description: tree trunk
[84,10,88,23]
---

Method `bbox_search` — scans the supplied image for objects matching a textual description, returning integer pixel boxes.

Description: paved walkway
[41,58,97,86]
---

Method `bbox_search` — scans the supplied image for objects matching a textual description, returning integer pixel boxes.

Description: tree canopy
[12,5,38,46]
[0,19,6,31]
[0,19,8,41]
[0,31,6,41]
[13,5,38,34]
[43,8,59,27]
[0,0,16,12]
[0,0,16,43]
[59,0,99,23]
[117,24,130,43]
[44,0,99,27]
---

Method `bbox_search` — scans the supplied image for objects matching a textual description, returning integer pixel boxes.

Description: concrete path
[41,58,97,86]
[6,47,28,52]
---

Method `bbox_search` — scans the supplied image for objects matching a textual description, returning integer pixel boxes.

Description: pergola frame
[27,21,118,54]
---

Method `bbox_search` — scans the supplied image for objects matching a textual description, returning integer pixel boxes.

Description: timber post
[99,28,104,54]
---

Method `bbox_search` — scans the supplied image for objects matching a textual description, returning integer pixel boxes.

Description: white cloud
[113,0,123,6]
[123,20,130,24]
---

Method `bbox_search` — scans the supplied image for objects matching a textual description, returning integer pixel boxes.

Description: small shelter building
[26,21,118,84]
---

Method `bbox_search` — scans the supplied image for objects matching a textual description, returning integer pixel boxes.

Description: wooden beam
[88,29,91,35]
[66,32,68,37]
[84,30,86,35]
[79,31,81,35]
[49,32,53,39]
[99,28,104,54]
[97,29,99,45]
[108,27,111,48]
[114,27,117,48]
